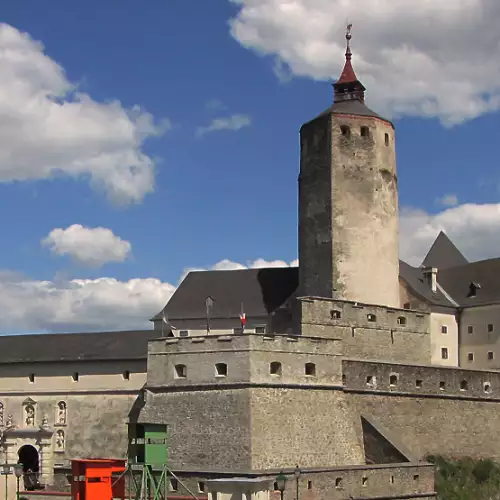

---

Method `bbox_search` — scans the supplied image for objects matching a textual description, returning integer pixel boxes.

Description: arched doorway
[18,445,40,491]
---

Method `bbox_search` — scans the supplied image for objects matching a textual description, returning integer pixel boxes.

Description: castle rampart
[147,334,343,388]
[297,297,431,364]
[343,359,500,461]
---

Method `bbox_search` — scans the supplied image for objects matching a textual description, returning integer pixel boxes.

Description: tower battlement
[146,333,342,389]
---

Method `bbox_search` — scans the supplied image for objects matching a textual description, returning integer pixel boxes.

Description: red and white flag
[240,303,246,330]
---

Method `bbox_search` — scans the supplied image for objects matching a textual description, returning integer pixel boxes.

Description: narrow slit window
[385,133,389,146]
[72,372,79,382]
[29,373,35,383]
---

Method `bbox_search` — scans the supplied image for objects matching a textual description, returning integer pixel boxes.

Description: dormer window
[467,281,481,298]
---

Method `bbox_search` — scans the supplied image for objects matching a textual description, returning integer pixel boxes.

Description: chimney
[422,267,438,293]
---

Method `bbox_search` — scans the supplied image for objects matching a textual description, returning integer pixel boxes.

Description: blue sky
[0,0,499,333]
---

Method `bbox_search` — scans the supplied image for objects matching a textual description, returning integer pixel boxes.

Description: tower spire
[333,23,366,103]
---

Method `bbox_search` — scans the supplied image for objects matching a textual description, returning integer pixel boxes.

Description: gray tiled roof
[422,231,469,269]
[399,260,456,308]
[305,99,391,126]
[155,267,299,321]
[0,330,157,364]
[437,258,500,307]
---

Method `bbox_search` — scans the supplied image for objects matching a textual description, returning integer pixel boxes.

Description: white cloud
[436,194,458,207]
[400,203,500,266]
[196,114,251,137]
[0,273,175,333]
[42,224,132,267]
[0,23,168,205]
[228,0,500,125]
[0,258,298,333]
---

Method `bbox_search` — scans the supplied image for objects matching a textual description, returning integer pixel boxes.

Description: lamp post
[2,464,11,500]
[293,465,301,500]
[14,464,23,500]
[276,471,287,500]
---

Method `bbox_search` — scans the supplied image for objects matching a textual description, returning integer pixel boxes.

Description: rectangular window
[255,326,266,334]
[468,326,473,334]
[198,482,205,493]
[488,351,494,360]
[179,330,189,337]
[488,324,494,333]
[169,479,178,492]
[441,347,449,360]
[467,352,474,362]
[441,325,448,334]
[29,373,35,383]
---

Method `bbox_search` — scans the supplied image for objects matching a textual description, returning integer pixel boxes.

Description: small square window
[330,309,341,320]
[413,475,419,481]
[198,482,205,493]
[360,126,369,137]
[123,370,130,380]
[468,326,473,334]
[488,351,494,360]
[305,362,316,376]
[335,477,343,488]
[467,352,474,362]
[367,313,376,322]
[28,373,35,383]
[441,325,448,334]
[441,347,449,360]
[175,364,187,379]
[488,324,494,333]
[397,316,406,325]
[439,381,446,391]
[215,363,228,377]
[415,379,422,389]
[362,476,368,486]
[72,372,79,382]
[270,362,282,376]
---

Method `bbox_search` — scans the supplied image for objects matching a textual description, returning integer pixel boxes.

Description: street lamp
[276,471,287,500]
[293,465,301,500]
[14,464,23,500]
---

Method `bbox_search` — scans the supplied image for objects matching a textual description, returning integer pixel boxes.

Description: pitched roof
[0,330,156,364]
[398,260,456,308]
[421,231,468,269]
[437,258,500,307]
[156,267,299,321]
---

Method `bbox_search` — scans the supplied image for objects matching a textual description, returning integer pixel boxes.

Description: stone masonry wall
[344,359,500,460]
[147,334,342,388]
[298,297,431,364]
[250,388,364,469]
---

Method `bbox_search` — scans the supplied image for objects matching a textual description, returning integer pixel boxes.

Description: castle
[1,26,500,500]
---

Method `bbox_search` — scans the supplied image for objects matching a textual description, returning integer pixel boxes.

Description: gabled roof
[155,267,299,321]
[0,330,156,364]
[422,231,468,269]
[398,260,456,308]
[437,258,500,307]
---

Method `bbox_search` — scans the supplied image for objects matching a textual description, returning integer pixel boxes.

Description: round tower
[298,25,400,307]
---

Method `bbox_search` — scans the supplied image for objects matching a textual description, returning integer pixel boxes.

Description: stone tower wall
[299,113,400,308]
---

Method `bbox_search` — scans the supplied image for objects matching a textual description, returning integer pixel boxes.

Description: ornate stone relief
[56,401,67,426]
[55,429,65,452]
